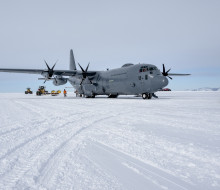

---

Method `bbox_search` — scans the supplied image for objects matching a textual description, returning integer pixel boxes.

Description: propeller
[78,62,93,85]
[44,60,58,83]
[162,64,172,80]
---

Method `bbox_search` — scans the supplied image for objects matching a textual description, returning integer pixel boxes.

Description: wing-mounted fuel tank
[53,77,67,86]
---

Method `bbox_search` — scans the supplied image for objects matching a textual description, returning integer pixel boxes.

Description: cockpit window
[149,67,157,71]
[139,66,148,72]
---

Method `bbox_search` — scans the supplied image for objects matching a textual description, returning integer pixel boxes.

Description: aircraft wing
[53,70,77,76]
[161,64,191,78]
[54,70,96,76]
[0,68,44,74]
[0,68,96,77]
[168,73,191,76]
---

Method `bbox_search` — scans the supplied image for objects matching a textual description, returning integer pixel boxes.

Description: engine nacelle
[53,78,67,86]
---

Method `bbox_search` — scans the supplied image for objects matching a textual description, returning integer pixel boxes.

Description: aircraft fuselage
[68,63,168,97]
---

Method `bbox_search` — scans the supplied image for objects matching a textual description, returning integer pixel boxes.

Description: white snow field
[0,91,220,190]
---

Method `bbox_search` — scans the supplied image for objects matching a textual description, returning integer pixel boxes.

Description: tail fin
[70,49,76,70]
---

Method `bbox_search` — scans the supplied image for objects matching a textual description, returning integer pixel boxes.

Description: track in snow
[0,92,220,190]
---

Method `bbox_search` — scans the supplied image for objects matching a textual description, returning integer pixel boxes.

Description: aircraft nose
[161,76,168,88]
[152,76,168,91]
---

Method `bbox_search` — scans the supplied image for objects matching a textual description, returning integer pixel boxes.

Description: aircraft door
[138,73,145,86]
[138,67,151,93]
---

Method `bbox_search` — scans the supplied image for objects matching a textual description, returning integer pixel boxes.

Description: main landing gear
[142,93,152,100]
[108,94,118,98]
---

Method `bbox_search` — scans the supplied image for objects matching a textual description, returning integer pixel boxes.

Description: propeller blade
[162,64,172,78]
[52,63,56,70]
[77,62,93,85]
[52,60,58,70]
[166,68,171,73]
[85,62,90,72]
[161,64,190,79]
[78,63,85,73]
[43,60,58,80]
[44,60,50,70]
[162,64,165,74]
[80,78,84,85]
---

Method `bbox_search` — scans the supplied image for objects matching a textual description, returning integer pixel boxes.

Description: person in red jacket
[63,89,67,97]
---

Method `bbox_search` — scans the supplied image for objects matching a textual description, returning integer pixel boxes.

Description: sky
[0,0,219,92]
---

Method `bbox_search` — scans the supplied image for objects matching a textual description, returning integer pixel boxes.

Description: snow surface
[187,87,220,91]
[0,91,220,190]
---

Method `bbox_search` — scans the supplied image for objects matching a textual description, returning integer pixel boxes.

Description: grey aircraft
[0,50,190,99]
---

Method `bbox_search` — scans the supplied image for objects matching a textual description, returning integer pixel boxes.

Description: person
[63,89,67,97]
[75,90,78,97]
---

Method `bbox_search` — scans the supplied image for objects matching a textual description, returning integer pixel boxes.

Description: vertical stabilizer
[70,49,76,70]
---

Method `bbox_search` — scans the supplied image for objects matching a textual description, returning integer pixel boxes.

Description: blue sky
[0,0,219,92]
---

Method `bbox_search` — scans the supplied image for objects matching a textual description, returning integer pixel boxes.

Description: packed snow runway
[0,92,220,190]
